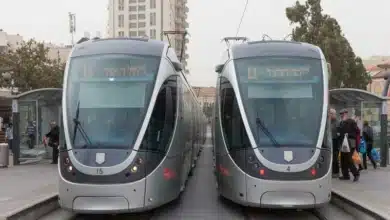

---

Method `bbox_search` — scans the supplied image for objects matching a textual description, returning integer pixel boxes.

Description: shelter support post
[380,100,388,167]
[12,99,20,165]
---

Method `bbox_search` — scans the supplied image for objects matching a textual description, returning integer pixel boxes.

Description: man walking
[329,108,340,178]
[338,109,360,182]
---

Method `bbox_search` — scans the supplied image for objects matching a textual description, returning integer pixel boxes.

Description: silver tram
[213,39,332,208]
[58,37,207,213]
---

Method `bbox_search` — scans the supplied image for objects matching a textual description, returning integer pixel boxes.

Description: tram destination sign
[78,55,158,80]
[246,65,315,81]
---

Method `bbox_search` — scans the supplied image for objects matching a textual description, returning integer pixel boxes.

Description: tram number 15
[96,168,103,175]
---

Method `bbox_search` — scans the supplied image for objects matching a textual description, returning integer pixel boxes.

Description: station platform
[0,162,58,220]
[332,165,390,219]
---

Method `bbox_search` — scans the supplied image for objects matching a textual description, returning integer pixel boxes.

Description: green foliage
[285,0,371,89]
[0,39,65,93]
[202,102,214,119]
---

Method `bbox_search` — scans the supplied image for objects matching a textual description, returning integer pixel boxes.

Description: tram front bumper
[58,178,148,213]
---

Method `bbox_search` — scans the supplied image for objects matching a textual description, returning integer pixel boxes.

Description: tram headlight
[130,165,138,173]
[67,165,73,172]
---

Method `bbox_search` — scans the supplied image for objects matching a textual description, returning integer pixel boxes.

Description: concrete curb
[331,190,388,220]
[1,194,59,220]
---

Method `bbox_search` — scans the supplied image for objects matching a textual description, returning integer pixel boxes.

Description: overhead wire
[235,0,249,37]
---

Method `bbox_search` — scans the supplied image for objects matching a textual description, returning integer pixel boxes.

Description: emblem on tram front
[284,151,293,162]
[96,153,106,165]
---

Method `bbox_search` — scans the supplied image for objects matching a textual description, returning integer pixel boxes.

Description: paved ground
[332,166,390,219]
[0,161,58,219]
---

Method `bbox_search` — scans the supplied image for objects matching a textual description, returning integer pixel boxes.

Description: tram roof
[329,88,388,103]
[71,38,166,58]
[231,40,322,60]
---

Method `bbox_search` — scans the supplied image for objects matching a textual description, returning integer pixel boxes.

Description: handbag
[341,134,350,152]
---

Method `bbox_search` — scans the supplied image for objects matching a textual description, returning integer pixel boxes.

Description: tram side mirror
[215,64,224,73]
[172,61,183,72]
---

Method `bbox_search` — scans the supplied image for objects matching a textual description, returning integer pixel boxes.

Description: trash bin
[0,143,9,168]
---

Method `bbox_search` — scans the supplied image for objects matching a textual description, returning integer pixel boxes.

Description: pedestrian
[45,121,60,164]
[5,123,13,154]
[361,121,377,169]
[329,108,340,178]
[26,121,36,149]
[338,108,360,182]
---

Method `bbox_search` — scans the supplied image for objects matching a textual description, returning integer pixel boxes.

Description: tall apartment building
[107,0,189,73]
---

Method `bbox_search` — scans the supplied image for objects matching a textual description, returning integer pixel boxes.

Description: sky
[1,0,390,87]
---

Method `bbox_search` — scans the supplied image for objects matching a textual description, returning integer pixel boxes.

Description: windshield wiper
[255,113,280,147]
[72,101,92,146]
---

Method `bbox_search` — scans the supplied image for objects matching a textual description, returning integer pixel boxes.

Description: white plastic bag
[341,134,350,153]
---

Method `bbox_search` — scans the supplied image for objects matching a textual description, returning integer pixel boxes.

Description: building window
[118,31,125,37]
[150,29,156,39]
[138,14,146,19]
[150,12,156,26]
[129,31,137,37]
[138,22,146,28]
[129,14,137,20]
[118,15,124,28]
[129,0,136,3]
[138,30,146,37]
[138,5,146,11]
[118,0,124,10]
[150,0,156,9]
[129,22,137,28]
[129,6,137,11]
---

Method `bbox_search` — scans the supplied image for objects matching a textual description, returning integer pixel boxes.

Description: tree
[202,102,214,120]
[0,39,65,93]
[285,0,370,89]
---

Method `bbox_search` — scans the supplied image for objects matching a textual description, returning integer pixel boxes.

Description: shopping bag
[359,137,367,154]
[341,134,350,152]
[372,148,380,162]
[352,150,362,165]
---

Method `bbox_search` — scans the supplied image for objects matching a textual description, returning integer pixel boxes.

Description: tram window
[141,76,177,152]
[220,79,250,150]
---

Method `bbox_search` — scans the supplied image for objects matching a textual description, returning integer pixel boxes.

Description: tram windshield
[234,56,324,148]
[66,54,160,149]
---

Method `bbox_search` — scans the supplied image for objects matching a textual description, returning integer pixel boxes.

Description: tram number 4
[96,168,103,175]
[286,166,291,172]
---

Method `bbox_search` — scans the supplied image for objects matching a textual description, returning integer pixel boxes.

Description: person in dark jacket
[361,121,377,169]
[338,109,360,182]
[26,121,36,149]
[329,108,340,177]
[45,121,60,164]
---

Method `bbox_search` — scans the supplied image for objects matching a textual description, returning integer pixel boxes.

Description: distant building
[193,87,216,108]
[363,56,390,96]
[107,0,189,73]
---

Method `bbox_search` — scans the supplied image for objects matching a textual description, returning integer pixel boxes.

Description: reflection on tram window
[220,79,250,150]
[66,54,160,149]
[141,76,178,153]
[235,57,324,148]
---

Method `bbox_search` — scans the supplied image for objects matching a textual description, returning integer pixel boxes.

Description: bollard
[0,143,9,168]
